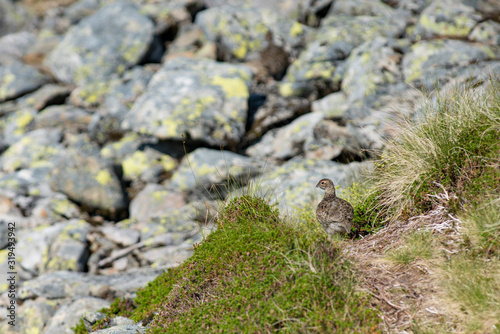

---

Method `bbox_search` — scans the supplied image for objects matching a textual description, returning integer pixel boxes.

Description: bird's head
[316,178,334,190]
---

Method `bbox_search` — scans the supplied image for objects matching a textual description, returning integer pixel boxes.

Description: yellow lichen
[211,76,249,99]
[96,170,113,186]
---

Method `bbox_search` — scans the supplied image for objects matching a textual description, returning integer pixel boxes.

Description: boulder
[44,1,154,85]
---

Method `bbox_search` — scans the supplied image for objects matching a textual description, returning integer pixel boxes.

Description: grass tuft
[370,77,500,222]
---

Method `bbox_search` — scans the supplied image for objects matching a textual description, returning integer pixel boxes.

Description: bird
[315,178,354,237]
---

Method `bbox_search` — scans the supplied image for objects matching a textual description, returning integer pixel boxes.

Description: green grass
[386,230,434,265]
[370,77,500,221]
[440,198,500,333]
[95,196,380,333]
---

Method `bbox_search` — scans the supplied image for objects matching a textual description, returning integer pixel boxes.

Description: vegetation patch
[97,196,379,333]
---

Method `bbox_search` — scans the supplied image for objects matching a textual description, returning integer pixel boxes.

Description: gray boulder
[0,128,63,172]
[402,39,497,88]
[49,149,127,213]
[280,15,406,98]
[129,183,186,221]
[43,297,110,334]
[44,1,154,85]
[123,57,253,147]
[0,62,47,102]
[19,269,164,300]
[413,0,480,39]
[169,147,261,194]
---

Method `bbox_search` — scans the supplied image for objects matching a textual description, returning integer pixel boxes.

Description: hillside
[75,78,499,333]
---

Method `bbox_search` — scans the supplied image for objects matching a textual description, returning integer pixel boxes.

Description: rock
[0,32,37,65]
[169,147,261,195]
[49,149,128,214]
[328,0,397,18]
[34,105,92,132]
[0,62,47,102]
[195,5,279,62]
[0,107,37,146]
[249,158,373,213]
[17,222,66,276]
[123,58,253,147]
[304,120,364,161]
[31,196,82,224]
[0,128,63,172]
[102,225,140,247]
[44,1,154,85]
[129,184,186,221]
[0,299,56,334]
[245,93,311,143]
[130,206,199,240]
[140,243,195,268]
[19,269,164,300]
[100,133,144,163]
[246,112,324,160]
[342,37,404,114]
[311,91,349,118]
[280,15,405,98]
[163,24,216,61]
[43,219,91,273]
[121,148,177,183]
[413,0,480,39]
[0,0,35,37]
[43,297,110,334]
[101,66,155,117]
[402,39,497,88]
[469,20,500,45]
[18,84,71,111]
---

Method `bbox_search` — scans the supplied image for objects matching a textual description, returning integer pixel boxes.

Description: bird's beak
[315,184,319,188]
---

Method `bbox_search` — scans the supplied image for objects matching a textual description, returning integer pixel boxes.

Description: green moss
[97,196,380,333]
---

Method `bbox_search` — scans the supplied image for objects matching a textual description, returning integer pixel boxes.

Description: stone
[195,5,279,62]
[402,39,497,88]
[43,297,110,334]
[49,149,128,214]
[0,62,47,102]
[328,0,397,18]
[413,0,480,39]
[245,93,311,143]
[100,133,145,163]
[0,128,63,172]
[122,57,253,147]
[342,37,404,114]
[0,32,37,65]
[44,1,154,85]
[129,184,186,221]
[0,107,37,145]
[169,147,261,195]
[246,112,324,160]
[34,105,93,132]
[31,196,82,224]
[121,148,177,183]
[19,269,164,300]
[0,299,56,334]
[43,219,91,273]
[18,83,71,111]
[469,20,500,45]
[102,225,140,247]
[280,15,405,98]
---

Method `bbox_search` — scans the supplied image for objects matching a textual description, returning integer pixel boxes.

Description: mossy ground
[93,196,380,333]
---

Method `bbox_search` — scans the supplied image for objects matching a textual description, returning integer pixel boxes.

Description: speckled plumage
[316,178,353,236]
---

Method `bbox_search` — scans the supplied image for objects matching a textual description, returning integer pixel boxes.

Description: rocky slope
[0,0,498,333]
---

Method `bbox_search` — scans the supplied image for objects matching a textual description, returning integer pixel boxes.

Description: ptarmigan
[316,178,353,236]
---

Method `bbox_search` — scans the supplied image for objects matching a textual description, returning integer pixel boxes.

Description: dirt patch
[346,200,464,332]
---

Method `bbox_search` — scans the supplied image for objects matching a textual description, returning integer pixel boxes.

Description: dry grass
[370,78,500,222]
